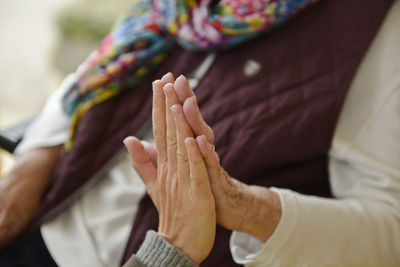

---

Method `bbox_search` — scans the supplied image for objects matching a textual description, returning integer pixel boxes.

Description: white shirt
[230,2,400,266]
[16,1,400,266]
[16,73,148,267]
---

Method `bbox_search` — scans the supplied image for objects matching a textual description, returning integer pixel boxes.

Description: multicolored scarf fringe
[63,0,318,150]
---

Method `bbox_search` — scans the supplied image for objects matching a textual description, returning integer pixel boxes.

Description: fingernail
[161,72,173,81]
[196,135,203,143]
[174,74,187,88]
[175,74,184,83]
[152,80,162,93]
[123,137,130,146]
[200,135,206,143]
[123,137,133,151]
[197,135,212,151]
[183,96,196,108]
[123,135,137,143]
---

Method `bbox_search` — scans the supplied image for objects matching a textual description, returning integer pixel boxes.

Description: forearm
[3,145,63,196]
[224,179,282,242]
[231,189,400,266]
[0,145,63,249]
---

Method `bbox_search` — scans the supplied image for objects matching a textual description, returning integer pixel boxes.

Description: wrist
[238,185,282,242]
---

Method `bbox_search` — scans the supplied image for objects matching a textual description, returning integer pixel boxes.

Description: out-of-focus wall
[0,0,132,175]
[0,0,73,174]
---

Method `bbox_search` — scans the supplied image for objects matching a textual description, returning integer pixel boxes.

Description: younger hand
[123,73,212,210]
[125,73,216,264]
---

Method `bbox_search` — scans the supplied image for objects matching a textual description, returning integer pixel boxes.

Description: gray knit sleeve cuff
[136,230,197,267]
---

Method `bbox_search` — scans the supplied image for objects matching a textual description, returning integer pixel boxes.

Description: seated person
[1,0,399,266]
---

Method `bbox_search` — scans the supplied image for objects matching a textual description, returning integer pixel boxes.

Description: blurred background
[0,0,132,175]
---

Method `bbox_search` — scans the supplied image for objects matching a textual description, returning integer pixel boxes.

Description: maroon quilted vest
[32,0,393,266]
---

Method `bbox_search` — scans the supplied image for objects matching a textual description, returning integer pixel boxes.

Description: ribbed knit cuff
[136,230,197,267]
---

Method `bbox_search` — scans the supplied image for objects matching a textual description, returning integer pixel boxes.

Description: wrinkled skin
[125,73,215,264]
[126,73,282,264]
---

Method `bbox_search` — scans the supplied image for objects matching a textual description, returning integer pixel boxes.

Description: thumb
[124,136,157,188]
[141,140,157,167]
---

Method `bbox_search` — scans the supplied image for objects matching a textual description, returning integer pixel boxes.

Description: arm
[182,88,400,266]
[230,2,400,265]
[0,145,62,249]
[0,73,75,249]
[170,70,399,265]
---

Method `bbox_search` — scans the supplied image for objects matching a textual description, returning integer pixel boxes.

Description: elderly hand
[124,73,216,264]
[179,79,282,242]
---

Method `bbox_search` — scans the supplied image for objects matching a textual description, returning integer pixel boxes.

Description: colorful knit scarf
[63,0,318,150]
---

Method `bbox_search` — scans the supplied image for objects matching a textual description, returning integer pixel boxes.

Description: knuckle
[207,126,214,141]
[190,174,201,185]
[166,134,177,147]
[207,151,220,166]
[214,152,221,164]
[189,153,203,165]
[190,174,204,187]
[176,151,188,163]
[158,158,169,167]
[218,168,228,180]
[166,169,177,179]
[204,151,217,165]
[153,128,165,139]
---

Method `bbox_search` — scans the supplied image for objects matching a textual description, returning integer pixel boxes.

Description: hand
[124,73,213,210]
[194,135,281,241]
[179,82,282,242]
[125,73,216,264]
[0,146,62,250]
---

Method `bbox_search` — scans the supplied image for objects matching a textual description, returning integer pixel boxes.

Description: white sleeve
[230,1,400,266]
[14,73,77,155]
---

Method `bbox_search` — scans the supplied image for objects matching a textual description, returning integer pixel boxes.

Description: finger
[171,104,193,189]
[185,137,212,198]
[196,135,220,179]
[152,73,174,165]
[183,96,214,143]
[124,136,157,187]
[153,74,174,224]
[141,140,157,166]
[174,75,194,103]
[163,83,181,173]
[160,72,175,84]
[152,80,167,163]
